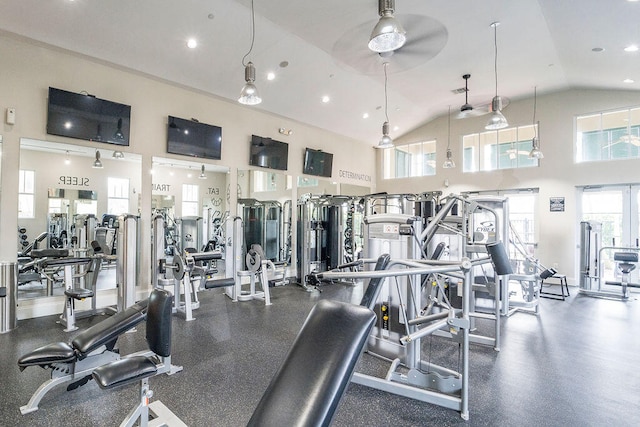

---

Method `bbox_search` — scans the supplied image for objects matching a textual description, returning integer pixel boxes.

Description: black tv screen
[167,116,222,160]
[249,135,289,171]
[47,87,131,146]
[303,148,333,177]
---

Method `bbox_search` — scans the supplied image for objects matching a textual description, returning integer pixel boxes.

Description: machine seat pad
[31,248,69,258]
[65,287,94,300]
[247,300,376,427]
[204,277,235,289]
[190,251,223,262]
[43,257,92,267]
[18,342,75,368]
[72,301,147,356]
[92,356,157,389]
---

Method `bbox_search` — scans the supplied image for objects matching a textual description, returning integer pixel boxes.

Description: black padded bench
[92,288,186,426]
[247,299,376,426]
[18,299,148,414]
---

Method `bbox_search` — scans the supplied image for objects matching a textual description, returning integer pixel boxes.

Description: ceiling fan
[602,134,640,148]
[332,14,448,75]
[456,74,510,119]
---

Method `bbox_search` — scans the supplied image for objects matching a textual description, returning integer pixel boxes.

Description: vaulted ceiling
[1,0,638,144]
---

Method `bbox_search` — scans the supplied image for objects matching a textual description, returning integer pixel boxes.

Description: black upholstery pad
[72,302,147,355]
[247,300,376,427]
[204,277,235,289]
[64,287,95,299]
[31,248,69,258]
[18,342,75,368]
[92,356,157,389]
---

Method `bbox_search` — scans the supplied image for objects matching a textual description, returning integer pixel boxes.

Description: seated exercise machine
[92,288,186,427]
[312,243,512,421]
[247,257,384,426]
[580,221,640,300]
[17,292,182,415]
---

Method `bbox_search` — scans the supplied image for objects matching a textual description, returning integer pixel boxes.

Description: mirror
[340,183,372,197]
[152,157,229,255]
[237,169,292,264]
[18,138,142,300]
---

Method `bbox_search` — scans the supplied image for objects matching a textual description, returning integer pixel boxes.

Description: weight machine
[579,220,639,300]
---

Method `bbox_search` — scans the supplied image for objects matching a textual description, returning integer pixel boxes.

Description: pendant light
[238,0,262,105]
[64,151,71,165]
[485,22,508,130]
[199,164,207,179]
[443,106,456,168]
[92,150,103,169]
[529,86,544,159]
[368,0,406,53]
[112,150,124,159]
[376,62,394,149]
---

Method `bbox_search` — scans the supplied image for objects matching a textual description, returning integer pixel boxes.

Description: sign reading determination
[550,197,565,212]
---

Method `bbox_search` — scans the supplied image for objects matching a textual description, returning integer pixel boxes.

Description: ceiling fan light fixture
[368,0,406,53]
[239,62,262,105]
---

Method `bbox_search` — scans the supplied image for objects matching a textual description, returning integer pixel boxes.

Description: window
[19,170,35,219]
[576,107,640,162]
[382,140,436,179]
[107,177,130,215]
[463,125,538,172]
[182,184,199,216]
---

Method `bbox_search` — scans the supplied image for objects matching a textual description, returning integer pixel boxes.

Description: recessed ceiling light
[591,47,604,52]
[624,78,635,83]
[321,95,330,103]
[393,125,399,131]
[624,44,638,52]
[362,113,369,119]
[267,72,275,81]
[187,38,197,49]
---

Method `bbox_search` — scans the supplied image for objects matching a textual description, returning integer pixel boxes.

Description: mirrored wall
[152,157,229,255]
[17,138,142,299]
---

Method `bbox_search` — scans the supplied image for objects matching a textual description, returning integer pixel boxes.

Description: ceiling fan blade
[332,14,448,75]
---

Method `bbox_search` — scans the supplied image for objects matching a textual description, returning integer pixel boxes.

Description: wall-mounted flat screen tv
[47,87,131,146]
[249,135,289,171]
[167,116,222,160]
[303,148,333,178]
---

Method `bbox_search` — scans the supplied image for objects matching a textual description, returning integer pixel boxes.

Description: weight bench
[17,292,182,415]
[247,254,389,426]
[92,288,186,427]
[247,299,376,426]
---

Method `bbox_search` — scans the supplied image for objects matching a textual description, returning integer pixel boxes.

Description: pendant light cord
[493,23,498,98]
[384,62,390,123]
[242,0,256,66]
[447,105,451,149]
[533,86,538,138]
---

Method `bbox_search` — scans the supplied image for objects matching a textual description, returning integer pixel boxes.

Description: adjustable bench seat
[19,300,147,369]
[18,299,149,414]
[93,356,158,389]
[64,287,94,300]
[247,299,376,426]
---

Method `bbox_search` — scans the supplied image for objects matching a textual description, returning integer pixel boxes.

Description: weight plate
[173,255,185,280]
[246,250,261,272]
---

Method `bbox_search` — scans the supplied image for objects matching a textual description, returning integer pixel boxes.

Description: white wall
[377,88,640,283]
[0,32,375,317]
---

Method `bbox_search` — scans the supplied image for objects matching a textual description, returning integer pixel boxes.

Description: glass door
[579,185,639,287]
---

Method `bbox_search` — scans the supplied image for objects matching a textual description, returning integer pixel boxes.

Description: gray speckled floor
[1,283,639,427]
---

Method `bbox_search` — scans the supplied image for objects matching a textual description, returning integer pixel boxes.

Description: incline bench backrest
[247,300,376,427]
[72,300,148,355]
